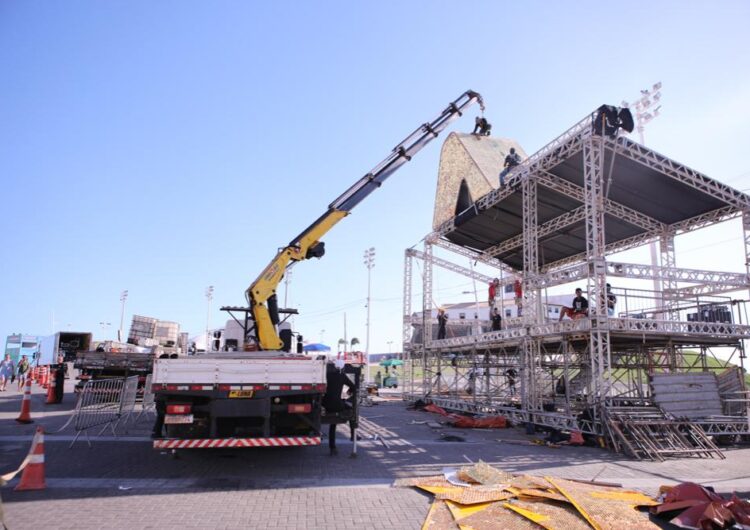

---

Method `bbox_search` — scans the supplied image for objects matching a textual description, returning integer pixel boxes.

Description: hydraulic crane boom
[247,90,486,350]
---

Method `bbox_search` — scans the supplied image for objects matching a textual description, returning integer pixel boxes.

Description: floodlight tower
[623,82,663,309]
[205,285,214,352]
[118,290,128,342]
[363,247,376,383]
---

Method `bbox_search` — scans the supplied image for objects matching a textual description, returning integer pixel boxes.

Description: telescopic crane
[246,90,486,350]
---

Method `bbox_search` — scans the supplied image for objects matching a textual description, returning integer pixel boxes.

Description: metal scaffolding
[403,106,750,457]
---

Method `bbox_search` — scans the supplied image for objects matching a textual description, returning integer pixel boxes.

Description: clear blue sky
[2,1,749,352]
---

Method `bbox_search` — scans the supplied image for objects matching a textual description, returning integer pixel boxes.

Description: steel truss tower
[403,107,750,453]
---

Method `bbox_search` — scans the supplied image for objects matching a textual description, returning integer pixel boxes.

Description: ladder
[605,406,724,461]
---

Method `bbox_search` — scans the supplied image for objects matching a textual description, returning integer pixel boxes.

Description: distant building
[4,334,41,364]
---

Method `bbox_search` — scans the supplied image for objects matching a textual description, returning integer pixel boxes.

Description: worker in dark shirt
[499,147,522,186]
[559,288,589,321]
[606,283,617,316]
[437,308,448,340]
[472,116,492,136]
[491,308,502,331]
[54,353,65,403]
[323,360,354,456]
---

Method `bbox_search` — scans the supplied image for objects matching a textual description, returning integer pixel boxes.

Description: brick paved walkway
[1,382,750,529]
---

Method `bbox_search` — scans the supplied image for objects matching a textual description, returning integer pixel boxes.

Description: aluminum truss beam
[607,136,750,211]
[429,237,517,274]
[406,248,494,284]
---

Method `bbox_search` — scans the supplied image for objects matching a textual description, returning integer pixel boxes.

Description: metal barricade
[134,374,156,423]
[55,375,140,447]
[117,375,139,423]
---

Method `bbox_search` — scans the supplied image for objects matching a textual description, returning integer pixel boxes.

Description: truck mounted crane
[151,90,488,450]
[246,90,487,350]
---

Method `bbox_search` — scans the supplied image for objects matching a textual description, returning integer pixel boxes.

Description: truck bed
[152,354,325,386]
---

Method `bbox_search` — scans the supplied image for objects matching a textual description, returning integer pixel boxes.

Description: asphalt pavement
[2,379,750,529]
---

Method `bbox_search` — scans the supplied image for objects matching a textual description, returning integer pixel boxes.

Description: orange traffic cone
[15,426,46,491]
[45,369,56,405]
[15,378,33,424]
[42,366,49,389]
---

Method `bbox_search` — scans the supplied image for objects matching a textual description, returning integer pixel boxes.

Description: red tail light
[166,404,192,415]
[287,404,312,414]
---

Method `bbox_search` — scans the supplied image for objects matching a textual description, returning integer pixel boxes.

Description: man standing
[491,308,502,331]
[514,279,523,317]
[437,308,448,340]
[16,355,30,391]
[488,278,500,310]
[559,288,589,321]
[606,283,617,316]
[54,353,65,403]
[323,360,354,456]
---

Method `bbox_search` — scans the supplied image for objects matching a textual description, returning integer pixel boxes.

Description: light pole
[118,290,128,342]
[99,321,111,341]
[363,247,375,383]
[623,82,663,309]
[387,341,393,354]
[205,285,214,352]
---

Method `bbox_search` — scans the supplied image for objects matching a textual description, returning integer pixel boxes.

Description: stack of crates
[154,320,180,347]
[127,315,158,345]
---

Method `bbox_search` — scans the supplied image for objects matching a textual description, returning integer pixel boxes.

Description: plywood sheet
[548,477,659,530]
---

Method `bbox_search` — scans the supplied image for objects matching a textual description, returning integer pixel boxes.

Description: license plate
[164,414,194,425]
[228,390,254,398]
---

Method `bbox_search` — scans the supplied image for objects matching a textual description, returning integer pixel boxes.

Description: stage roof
[438,117,750,271]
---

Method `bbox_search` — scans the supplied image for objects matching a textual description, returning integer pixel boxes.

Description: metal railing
[55,375,139,447]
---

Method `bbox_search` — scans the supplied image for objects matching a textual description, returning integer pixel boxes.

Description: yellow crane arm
[246,210,347,350]
[246,90,486,351]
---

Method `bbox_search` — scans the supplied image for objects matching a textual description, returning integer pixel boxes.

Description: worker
[437,308,448,340]
[323,360,354,456]
[472,116,492,136]
[491,307,502,331]
[559,288,589,321]
[513,279,523,317]
[499,147,521,186]
[374,370,382,389]
[607,283,617,316]
[54,353,65,403]
[505,368,517,396]
[488,278,499,310]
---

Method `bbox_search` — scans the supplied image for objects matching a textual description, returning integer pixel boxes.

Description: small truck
[151,352,331,448]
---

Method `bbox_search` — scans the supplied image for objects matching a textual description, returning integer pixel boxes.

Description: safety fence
[133,373,156,423]
[54,375,139,447]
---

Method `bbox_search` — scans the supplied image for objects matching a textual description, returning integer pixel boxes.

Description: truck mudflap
[153,436,321,449]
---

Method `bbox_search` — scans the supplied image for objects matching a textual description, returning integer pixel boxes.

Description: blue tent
[303,343,331,352]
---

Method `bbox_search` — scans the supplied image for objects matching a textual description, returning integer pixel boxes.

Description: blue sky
[2,1,749,351]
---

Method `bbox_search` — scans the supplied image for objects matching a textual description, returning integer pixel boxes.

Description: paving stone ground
[1,379,750,529]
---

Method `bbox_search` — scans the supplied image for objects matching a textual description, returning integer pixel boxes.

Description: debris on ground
[395,461,660,529]
[651,482,750,529]
[421,403,508,429]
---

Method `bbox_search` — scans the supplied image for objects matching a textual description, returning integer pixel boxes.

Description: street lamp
[363,247,375,384]
[205,285,214,352]
[118,289,128,342]
[387,341,393,353]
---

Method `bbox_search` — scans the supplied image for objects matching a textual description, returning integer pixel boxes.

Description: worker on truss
[499,147,522,186]
[559,288,589,321]
[488,278,500,310]
[437,308,448,340]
